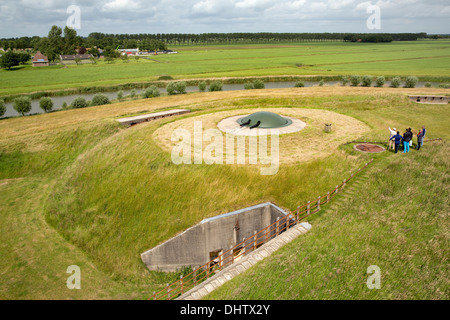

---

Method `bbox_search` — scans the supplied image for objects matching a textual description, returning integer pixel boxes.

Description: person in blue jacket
[389,131,403,154]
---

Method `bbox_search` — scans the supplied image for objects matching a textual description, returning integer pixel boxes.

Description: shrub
[390,76,401,88]
[166,82,177,95]
[39,97,53,112]
[294,81,305,87]
[208,81,223,92]
[117,91,124,101]
[175,81,187,94]
[13,96,32,116]
[158,75,173,80]
[253,79,265,89]
[350,75,361,87]
[375,76,386,87]
[61,102,69,110]
[361,75,373,87]
[129,89,137,98]
[198,81,207,92]
[341,76,349,86]
[0,99,6,117]
[405,76,418,88]
[318,79,324,86]
[91,94,110,106]
[143,85,160,98]
[244,82,254,90]
[425,82,432,88]
[70,97,88,109]
[438,83,450,89]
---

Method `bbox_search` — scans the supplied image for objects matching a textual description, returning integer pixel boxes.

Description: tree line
[1,31,433,53]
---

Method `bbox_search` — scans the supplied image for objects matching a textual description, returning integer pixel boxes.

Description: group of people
[388,126,426,153]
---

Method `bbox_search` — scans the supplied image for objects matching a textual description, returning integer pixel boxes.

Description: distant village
[12,47,177,67]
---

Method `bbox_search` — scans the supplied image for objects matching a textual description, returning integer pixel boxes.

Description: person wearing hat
[388,127,397,150]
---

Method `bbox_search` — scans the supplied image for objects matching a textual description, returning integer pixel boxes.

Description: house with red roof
[32,51,49,67]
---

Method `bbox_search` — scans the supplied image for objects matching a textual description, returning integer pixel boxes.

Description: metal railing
[149,158,374,300]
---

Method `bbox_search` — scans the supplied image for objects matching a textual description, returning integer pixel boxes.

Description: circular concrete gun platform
[217,114,306,136]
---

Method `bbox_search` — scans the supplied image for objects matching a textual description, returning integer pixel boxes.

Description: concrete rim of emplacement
[217,114,307,136]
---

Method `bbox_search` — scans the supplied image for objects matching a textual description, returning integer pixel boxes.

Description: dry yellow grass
[1,86,447,142]
[153,108,370,164]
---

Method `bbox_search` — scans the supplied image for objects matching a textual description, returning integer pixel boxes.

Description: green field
[1,40,450,96]
[0,86,449,299]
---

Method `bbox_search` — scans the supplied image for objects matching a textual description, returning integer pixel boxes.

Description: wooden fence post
[317,196,321,211]
[327,191,330,202]
[275,217,280,236]
[307,201,311,215]
[180,275,184,294]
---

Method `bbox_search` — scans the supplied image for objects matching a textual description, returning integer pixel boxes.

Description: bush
[361,75,373,87]
[350,75,361,87]
[294,81,305,87]
[0,99,6,117]
[244,82,254,90]
[405,76,418,88]
[208,81,223,92]
[61,102,69,110]
[390,76,401,88]
[198,81,207,92]
[375,76,386,87]
[425,82,432,88]
[70,97,88,109]
[341,76,349,86]
[175,81,187,94]
[253,79,265,89]
[143,85,160,98]
[39,97,53,112]
[158,75,173,80]
[129,89,137,98]
[318,79,324,86]
[166,82,177,95]
[13,96,32,116]
[91,94,110,106]
[117,91,124,101]
[438,83,450,89]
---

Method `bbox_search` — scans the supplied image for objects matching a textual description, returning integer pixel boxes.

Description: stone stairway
[177,222,312,300]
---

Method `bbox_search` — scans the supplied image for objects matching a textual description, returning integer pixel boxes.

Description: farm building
[32,51,49,67]
[60,54,94,64]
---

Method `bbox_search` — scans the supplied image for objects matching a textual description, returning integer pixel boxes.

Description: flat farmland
[1,40,450,96]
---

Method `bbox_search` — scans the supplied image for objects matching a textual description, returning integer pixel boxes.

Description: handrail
[149,158,374,300]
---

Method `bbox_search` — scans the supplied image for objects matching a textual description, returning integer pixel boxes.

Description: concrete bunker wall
[141,203,287,272]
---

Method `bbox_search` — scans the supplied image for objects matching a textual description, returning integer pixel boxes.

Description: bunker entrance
[141,202,289,272]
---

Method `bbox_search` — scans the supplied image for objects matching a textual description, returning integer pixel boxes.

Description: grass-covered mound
[0,87,448,299]
[206,141,449,299]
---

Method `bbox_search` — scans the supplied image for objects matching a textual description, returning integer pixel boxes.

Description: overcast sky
[0,0,449,38]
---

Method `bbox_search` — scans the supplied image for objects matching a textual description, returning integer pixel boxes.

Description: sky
[0,0,449,38]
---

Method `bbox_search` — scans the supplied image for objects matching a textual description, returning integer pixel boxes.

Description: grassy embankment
[0,87,448,299]
[206,140,449,299]
[1,40,450,98]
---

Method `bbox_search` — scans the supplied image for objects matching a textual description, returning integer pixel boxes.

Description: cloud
[101,0,142,12]
[0,0,449,37]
